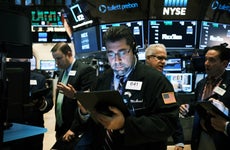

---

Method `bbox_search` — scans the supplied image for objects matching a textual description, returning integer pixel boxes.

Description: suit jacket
[80,61,179,150]
[24,71,53,127]
[191,70,230,150]
[55,60,96,138]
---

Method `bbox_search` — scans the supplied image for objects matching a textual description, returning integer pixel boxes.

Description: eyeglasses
[107,49,131,59]
[147,55,167,61]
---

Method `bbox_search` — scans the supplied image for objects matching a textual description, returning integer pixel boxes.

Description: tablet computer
[195,101,230,121]
[76,90,129,116]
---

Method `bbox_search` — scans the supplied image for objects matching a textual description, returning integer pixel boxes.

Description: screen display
[63,0,96,29]
[40,60,56,70]
[194,73,206,89]
[226,62,230,71]
[163,58,182,72]
[199,21,230,49]
[72,26,99,54]
[31,7,71,43]
[165,73,193,93]
[99,20,145,51]
[32,32,71,43]
[148,20,197,49]
[31,9,63,28]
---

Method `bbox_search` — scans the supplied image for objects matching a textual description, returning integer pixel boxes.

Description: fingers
[62,130,75,142]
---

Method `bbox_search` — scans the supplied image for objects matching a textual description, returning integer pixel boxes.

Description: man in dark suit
[180,43,230,150]
[145,43,185,150]
[51,42,96,145]
[76,26,179,150]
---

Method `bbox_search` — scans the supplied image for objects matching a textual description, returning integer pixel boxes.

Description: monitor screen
[31,8,63,28]
[163,58,182,72]
[40,60,56,70]
[72,26,99,54]
[226,62,230,71]
[165,73,193,93]
[99,20,145,51]
[199,21,230,49]
[194,73,206,89]
[31,7,71,43]
[32,32,71,43]
[148,20,197,49]
[63,1,97,29]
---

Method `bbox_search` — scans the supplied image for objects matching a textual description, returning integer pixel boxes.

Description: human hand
[62,129,75,142]
[174,145,184,150]
[179,104,189,116]
[57,83,76,99]
[92,106,125,130]
[32,96,45,109]
[209,98,228,115]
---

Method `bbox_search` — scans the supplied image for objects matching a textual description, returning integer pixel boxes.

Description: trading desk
[3,123,47,142]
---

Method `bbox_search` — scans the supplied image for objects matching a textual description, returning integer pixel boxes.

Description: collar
[66,58,76,73]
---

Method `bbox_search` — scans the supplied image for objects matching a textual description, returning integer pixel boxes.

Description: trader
[51,42,96,147]
[77,26,179,150]
[180,43,230,150]
[145,43,185,150]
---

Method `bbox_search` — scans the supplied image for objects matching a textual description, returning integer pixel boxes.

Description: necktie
[103,76,125,149]
[104,129,114,150]
[202,77,221,100]
[117,76,125,95]
[56,70,69,126]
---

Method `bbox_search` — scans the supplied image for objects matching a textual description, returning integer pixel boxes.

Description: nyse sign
[163,7,186,15]
[163,0,188,16]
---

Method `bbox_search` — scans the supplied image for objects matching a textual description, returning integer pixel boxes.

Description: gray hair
[145,44,166,58]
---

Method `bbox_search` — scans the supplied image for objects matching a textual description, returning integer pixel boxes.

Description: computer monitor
[31,7,71,43]
[40,60,56,70]
[72,26,99,54]
[163,58,182,72]
[194,73,206,89]
[99,20,145,51]
[165,73,193,93]
[148,20,197,50]
[199,21,230,49]
[226,62,230,71]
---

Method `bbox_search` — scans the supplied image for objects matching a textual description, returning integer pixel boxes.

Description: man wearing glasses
[145,44,167,72]
[75,26,179,149]
[145,44,185,150]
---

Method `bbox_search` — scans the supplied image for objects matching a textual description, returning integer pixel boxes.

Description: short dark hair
[103,26,137,54]
[50,42,72,55]
[205,43,230,62]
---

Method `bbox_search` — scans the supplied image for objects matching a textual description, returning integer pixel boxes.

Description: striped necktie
[117,76,125,95]
[103,76,125,149]
[103,129,114,150]
[56,70,69,126]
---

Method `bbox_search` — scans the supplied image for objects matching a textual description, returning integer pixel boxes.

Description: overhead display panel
[199,21,230,49]
[63,0,148,26]
[30,6,71,43]
[148,20,197,49]
[99,20,145,51]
